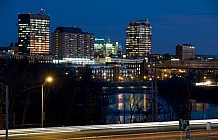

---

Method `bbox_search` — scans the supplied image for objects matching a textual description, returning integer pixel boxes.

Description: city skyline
[0,0,218,55]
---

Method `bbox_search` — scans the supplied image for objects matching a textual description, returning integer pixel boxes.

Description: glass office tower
[18,12,50,55]
[126,19,152,59]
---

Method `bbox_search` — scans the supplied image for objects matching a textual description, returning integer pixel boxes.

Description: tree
[45,66,105,126]
[106,92,153,124]
[158,77,192,121]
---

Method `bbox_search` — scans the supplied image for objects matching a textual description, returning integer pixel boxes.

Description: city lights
[195,81,213,86]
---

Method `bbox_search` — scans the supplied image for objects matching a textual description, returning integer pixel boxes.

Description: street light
[41,76,53,128]
[0,82,9,140]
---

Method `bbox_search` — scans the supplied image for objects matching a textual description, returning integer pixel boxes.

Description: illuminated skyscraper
[18,10,50,55]
[126,19,152,59]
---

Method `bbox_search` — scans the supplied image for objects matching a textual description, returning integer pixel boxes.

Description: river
[102,82,218,124]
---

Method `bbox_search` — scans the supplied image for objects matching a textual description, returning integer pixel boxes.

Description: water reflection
[103,82,218,124]
[103,83,153,124]
[191,100,218,120]
[107,93,153,124]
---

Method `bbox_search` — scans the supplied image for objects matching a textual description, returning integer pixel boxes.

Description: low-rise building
[176,44,195,60]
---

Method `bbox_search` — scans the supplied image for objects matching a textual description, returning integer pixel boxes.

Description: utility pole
[151,56,158,122]
[6,85,9,140]
[41,84,44,128]
[154,56,158,121]
[0,82,9,140]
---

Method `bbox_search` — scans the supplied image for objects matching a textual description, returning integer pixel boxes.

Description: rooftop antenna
[107,36,110,43]
[145,18,150,24]
[40,8,45,15]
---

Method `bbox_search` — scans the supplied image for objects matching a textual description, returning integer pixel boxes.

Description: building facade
[126,19,152,59]
[18,11,50,55]
[176,44,195,60]
[106,58,148,81]
[94,37,122,58]
[52,26,94,59]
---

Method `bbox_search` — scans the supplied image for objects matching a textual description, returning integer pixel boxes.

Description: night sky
[1,0,218,55]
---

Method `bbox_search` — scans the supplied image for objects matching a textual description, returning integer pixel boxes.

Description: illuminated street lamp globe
[46,77,53,83]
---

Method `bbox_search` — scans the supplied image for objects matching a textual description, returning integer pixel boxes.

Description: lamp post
[0,82,9,140]
[41,77,53,128]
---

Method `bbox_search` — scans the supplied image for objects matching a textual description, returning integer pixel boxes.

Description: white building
[94,37,122,58]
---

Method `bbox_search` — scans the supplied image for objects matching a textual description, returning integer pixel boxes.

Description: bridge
[102,81,152,95]
[156,60,218,69]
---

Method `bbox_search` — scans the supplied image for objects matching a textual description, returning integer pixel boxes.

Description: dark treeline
[158,77,192,120]
[158,72,218,121]
[0,58,106,129]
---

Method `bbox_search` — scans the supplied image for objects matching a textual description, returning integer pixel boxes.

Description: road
[1,129,218,140]
[1,119,218,139]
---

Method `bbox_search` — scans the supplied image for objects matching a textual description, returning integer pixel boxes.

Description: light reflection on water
[191,100,218,120]
[104,84,153,124]
[103,84,218,124]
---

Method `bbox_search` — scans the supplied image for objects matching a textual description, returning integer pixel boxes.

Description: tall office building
[126,19,152,59]
[52,26,94,59]
[18,10,50,55]
[176,44,195,60]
